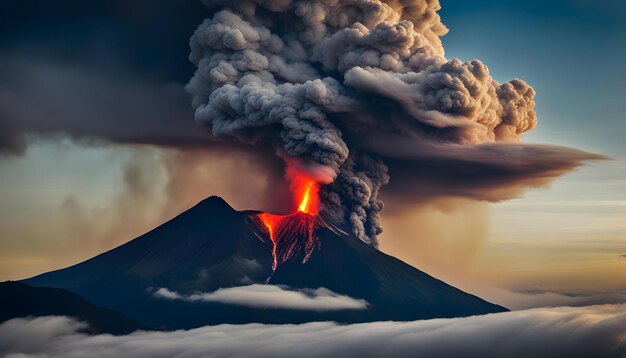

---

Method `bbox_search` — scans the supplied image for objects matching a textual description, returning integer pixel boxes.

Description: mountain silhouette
[24,196,506,329]
[0,281,146,334]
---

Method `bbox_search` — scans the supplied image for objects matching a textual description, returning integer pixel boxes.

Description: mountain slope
[24,196,506,328]
[0,281,146,335]
[265,212,505,322]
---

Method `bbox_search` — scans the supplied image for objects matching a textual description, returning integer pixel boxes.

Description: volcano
[24,196,506,329]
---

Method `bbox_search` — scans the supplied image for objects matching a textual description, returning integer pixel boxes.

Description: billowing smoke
[186,0,604,245]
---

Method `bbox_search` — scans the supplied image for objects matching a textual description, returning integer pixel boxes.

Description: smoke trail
[187,0,601,245]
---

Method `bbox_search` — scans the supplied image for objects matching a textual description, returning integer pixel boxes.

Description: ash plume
[186,0,603,246]
[0,57,206,155]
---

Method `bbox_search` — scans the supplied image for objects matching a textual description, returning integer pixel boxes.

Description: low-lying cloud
[1,304,624,358]
[506,288,626,309]
[153,284,369,311]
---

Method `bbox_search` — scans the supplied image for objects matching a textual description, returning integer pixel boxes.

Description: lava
[293,178,319,215]
[256,177,322,275]
[257,211,319,275]
[298,182,313,213]
[257,212,281,271]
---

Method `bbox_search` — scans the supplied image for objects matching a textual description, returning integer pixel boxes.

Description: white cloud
[1,304,625,358]
[153,284,369,311]
[153,288,183,300]
[0,316,86,356]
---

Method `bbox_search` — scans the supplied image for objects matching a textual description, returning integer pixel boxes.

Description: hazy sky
[0,0,624,309]
[439,0,626,305]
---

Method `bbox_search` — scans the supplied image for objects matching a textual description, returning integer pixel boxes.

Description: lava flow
[256,178,321,273]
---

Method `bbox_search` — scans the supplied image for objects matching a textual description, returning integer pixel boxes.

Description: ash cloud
[188,0,604,245]
[0,57,208,155]
[0,0,607,249]
[377,141,607,210]
[2,304,625,358]
[153,284,368,311]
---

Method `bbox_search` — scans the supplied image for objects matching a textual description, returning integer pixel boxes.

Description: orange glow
[256,211,319,276]
[255,173,322,276]
[258,212,281,271]
[298,182,313,213]
[293,178,319,215]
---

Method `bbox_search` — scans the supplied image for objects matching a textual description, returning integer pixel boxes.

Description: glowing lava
[294,178,319,215]
[298,181,314,213]
[257,212,281,271]
[256,178,322,276]
[257,211,319,274]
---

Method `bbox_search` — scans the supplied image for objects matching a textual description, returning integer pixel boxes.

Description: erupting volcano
[6,0,613,349]
[24,194,507,329]
[256,177,326,274]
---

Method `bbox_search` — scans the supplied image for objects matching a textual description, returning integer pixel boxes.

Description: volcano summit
[24,196,506,329]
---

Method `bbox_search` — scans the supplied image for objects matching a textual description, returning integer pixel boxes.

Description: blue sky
[441,0,626,156]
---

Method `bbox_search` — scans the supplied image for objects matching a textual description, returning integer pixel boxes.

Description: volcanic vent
[255,177,343,275]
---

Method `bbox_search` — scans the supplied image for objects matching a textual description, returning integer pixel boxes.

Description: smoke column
[186,0,597,246]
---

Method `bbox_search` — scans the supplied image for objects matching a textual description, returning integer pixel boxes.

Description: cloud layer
[154,284,368,311]
[2,304,624,358]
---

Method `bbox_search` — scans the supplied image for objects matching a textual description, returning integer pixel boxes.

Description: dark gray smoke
[0,57,207,155]
[187,0,603,245]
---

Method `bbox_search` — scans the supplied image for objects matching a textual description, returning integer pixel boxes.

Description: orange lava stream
[257,211,318,277]
[258,212,281,271]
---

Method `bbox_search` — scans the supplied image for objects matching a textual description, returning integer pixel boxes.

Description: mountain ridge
[0,281,147,334]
